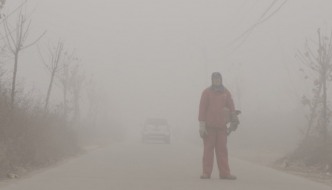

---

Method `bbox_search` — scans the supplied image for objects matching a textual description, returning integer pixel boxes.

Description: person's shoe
[219,174,237,180]
[200,174,211,179]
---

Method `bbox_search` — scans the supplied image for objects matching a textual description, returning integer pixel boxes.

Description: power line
[260,0,279,20]
[225,0,288,56]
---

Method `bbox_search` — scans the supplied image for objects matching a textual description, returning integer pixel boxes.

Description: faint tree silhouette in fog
[37,40,65,111]
[281,28,332,172]
[68,64,85,123]
[57,51,83,122]
[2,10,46,108]
[297,28,332,141]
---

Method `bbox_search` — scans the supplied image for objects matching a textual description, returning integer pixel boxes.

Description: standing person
[198,72,239,180]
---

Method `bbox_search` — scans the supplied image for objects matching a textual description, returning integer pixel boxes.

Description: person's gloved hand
[199,121,208,138]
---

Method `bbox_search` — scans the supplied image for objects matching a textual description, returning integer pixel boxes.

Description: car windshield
[144,124,169,132]
[144,118,168,126]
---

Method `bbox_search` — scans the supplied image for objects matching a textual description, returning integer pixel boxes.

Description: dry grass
[272,135,332,186]
[0,92,81,178]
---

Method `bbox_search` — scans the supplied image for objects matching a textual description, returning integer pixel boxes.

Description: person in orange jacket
[198,72,239,180]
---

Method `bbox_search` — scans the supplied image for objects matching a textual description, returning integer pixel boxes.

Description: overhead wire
[219,0,289,112]
[259,0,279,20]
[225,0,288,57]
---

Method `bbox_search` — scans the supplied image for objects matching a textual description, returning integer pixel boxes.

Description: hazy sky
[3,0,332,131]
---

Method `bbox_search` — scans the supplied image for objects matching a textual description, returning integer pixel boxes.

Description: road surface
[1,140,331,190]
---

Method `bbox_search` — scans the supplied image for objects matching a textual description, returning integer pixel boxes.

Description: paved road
[1,140,331,190]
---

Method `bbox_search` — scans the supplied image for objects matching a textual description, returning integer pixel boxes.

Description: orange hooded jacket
[198,86,235,128]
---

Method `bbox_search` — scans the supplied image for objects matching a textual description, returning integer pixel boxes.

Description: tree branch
[21,30,47,50]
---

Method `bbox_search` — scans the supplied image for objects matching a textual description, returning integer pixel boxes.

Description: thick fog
[4,0,332,161]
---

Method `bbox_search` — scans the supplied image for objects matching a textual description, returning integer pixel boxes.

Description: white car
[142,118,171,144]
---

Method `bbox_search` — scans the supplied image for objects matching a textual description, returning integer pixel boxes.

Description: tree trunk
[11,52,19,108]
[322,70,327,141]
[63,65,68,120]
[305,82,322,139]
[45,70,56,111]
[318,29,328,142]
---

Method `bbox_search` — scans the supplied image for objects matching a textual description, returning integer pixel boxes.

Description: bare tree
[279,28,332,171]
[38,40,64,111]
[3,10,46,107]
[58,51,79,121]
[68,64,84,123]
[297,28,332,142]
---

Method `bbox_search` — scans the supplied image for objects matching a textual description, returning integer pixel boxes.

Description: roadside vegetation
[274,28,332,185]
[0,2,125,179]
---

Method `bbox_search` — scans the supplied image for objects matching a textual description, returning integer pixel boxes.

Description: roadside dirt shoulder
[232,149,332,187]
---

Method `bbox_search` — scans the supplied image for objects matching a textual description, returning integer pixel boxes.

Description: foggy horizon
[2,0,332,159]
